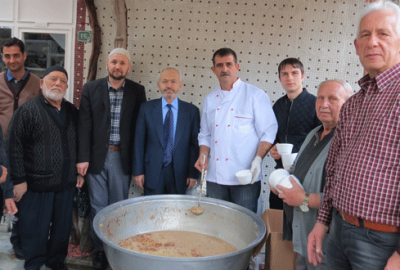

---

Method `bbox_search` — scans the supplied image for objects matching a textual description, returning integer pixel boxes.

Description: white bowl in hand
[268,169,290,190]
[276,175,304,193]
[235,169,252,185]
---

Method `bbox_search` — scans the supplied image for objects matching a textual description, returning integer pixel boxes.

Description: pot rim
[93,194,266,261]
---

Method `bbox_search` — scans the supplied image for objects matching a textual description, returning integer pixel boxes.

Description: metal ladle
[191,154,207,215]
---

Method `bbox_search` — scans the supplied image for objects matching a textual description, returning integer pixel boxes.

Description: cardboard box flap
[266,209,284,233]
[263,209,296,270]
[252,210,268,257]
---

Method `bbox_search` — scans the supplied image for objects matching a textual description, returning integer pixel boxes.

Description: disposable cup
[268,169,290,190]
[235,169,252,185]
[276,143,293,155]
[282,153,298,171]
[276,175,304,193]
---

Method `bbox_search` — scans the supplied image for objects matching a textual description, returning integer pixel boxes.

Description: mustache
[319,109,331,113]
[220,72,230,76]
[50,87,63,92]
[164,88,174,92]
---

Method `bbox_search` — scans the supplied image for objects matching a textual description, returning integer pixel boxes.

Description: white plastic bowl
[275,175,304,193]
[235,169,252,185]
[268,169,290,190]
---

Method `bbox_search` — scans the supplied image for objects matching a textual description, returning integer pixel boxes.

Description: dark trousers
[207,181,261,213]
[10,206,21,247]
[144,163,178,195]
[269,191,283,209]
[19,187,75,270]
[326,209,400,270]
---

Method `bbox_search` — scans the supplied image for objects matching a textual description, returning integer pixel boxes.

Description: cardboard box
[254,209,296,270]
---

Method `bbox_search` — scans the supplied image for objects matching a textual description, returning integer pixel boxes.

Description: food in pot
[119,230,237,257]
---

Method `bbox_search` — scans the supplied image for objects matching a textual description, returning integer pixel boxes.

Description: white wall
[0,0,77,102]
[85,0,365,210]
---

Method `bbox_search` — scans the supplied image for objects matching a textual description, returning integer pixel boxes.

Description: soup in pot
[119,230,237,257]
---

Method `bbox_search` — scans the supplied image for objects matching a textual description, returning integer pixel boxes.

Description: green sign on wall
[78,31,92,42]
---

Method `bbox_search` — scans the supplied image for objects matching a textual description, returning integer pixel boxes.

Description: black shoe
[12,242,24,260]
[93,251,108,270]
[46,263,69,270]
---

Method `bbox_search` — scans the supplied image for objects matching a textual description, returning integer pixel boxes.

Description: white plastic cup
[235,169,252,185]
[276,175,304,193]
[276,143,293,155]
[281,153,298,171]
[268,169,290,190]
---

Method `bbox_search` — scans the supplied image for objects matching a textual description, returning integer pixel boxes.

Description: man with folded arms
[307,2,400,269]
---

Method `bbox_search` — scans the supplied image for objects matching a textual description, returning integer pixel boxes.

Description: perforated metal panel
[83,0,364,211]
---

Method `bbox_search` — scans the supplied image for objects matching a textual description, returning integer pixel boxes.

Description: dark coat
[273,88,321,168]
[78,77,146,175]
[0,125,12,212]
[133,98,200,194]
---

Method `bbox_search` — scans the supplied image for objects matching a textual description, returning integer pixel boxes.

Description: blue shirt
[6,69,29,83]
[162,97,178,145]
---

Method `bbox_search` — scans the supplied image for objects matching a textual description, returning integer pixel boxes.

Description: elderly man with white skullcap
[77,48,146,270]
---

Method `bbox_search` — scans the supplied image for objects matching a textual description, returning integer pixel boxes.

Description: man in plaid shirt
[77,48,146,270]
[307,2,400,270]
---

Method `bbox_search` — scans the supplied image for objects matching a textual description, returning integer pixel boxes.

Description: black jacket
[0,125,12,212]
[273,88,321,168]
[77,77,146,175]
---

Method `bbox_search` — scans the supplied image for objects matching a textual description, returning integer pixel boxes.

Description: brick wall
[73,0,86,108]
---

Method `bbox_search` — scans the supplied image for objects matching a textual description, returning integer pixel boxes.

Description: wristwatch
[300,193,310,212]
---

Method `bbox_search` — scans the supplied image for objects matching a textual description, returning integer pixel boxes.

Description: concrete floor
[0,224,93,270]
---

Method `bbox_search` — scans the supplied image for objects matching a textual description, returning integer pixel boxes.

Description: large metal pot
[94,195,266,270]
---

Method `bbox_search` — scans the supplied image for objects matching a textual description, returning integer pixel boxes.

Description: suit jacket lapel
[153,98,164,147]
[101,78,111,122]
[174,99,186,150]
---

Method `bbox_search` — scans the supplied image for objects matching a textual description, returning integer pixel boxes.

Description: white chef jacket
[198,78,278,185]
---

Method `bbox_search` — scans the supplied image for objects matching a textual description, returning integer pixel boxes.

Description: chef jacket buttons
[216,158,219,161]
[217,108,220,110]
[215,141,217,143]
[226,158,228,161]
[228,124,230,127]
[216,125,218,127]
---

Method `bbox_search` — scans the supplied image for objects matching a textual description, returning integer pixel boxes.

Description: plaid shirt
[317,63,400,227]
[108,81,124,146]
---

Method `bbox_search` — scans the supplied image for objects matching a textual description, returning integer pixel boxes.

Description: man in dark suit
[77,48,146,270]
[133,68,199,195]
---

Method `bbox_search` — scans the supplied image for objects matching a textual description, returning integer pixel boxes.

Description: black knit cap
[42,65,68,80]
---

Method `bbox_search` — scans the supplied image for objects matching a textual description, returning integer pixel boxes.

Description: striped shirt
[317,63,400,227]
[108,81,124,146]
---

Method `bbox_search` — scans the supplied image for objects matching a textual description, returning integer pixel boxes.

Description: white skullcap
[108,48,130,62]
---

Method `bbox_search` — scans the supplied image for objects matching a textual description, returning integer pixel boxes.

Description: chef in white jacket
[195,48,277,213]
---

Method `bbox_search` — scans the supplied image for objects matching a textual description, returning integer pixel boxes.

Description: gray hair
[357,1,400,37]
[318,79,352,101]
[158,67,181,82]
